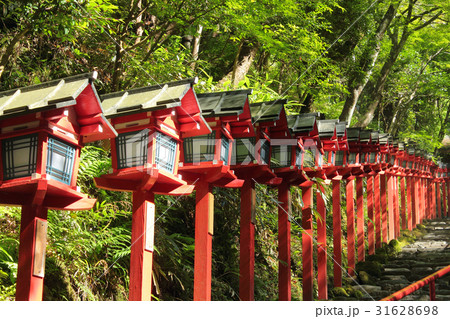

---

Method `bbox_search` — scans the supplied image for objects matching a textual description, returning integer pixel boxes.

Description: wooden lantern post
[445,165,449,217]
[394,141,408,231]
[231,100,287,300]
[356,130,378,262]
[264,113,309,301]
[341,128,363,277]
[379,133,396,241]
[288,113,326,300]
[94,78,211,301]
[316,119,348,299]
[178,90,255,300]
[0,73,116,301]
[406,145,417,228]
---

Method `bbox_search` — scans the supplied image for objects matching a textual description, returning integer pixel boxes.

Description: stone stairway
[343,219,450,301]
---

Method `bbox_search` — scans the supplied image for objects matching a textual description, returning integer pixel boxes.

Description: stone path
[351,219,450,301]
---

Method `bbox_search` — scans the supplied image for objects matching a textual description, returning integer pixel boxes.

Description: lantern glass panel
[323,151,329,166]
[335,151,345,166]
[116,130,148,169]
[270,145,292,168]
[260,139,270,165]
[155,132,177,173]
[402,160,407,168]
[2,134,38,180]
[390,155,396,165]
[348,152,358,165]
[303,148,315,168]
[360,152,366,163]
[318,151,323,167]
[183,131,215,163]
[232,138,255,165]
[46,137,76,185]
[369,152,377,163]
[296,147,303,168]
[220,136,230,165]
[408,161,413,169]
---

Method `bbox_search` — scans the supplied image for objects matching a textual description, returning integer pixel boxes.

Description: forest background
[0,0,448,300]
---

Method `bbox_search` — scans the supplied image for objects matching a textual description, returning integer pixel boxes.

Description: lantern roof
[196,89,253,117]
[359,130,372,143]
[317,119,337,139]
[0,72,116,143]
[398,141,405,151]
[289,113,320,137]
[250,99,286,123]
[347,127,361,142]
[378,133,390,145]
[370,131,379,144]
[336,122,347,138]
[196,89,254,138]
[100,77,211,137]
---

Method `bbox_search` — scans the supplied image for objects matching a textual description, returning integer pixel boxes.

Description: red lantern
[178,89,253,300]
[0,72,116,300]
[94,78,210,301]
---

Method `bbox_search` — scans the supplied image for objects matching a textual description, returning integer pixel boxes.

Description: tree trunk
[190,25,203,71]
[339,3,398,124]
[300,93,314,114]
[219,39,258,88]
[357,25,410,128]
[111,42,123,92]
[357,1,443,128]
[436,102,450,154]
[0,27,29,80]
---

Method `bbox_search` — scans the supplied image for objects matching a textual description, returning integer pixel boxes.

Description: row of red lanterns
[0,72,447,301]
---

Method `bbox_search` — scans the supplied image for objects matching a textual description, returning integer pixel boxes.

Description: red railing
[381,265,450,301]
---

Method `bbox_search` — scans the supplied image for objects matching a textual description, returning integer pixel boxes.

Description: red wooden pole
[15,205,48,301]
[412,177,418,228]
[278,183,291,301]
[302,184,313,301]
[239,179,255,301]
[374,174,382,249]
[416,177,420,225]
[437,181,441,219]
[394,176,400,238]
[129,191,155,301]
[367,175,374,255]
[400,177,406,230]
[316,184,328,300]
[380,174,388,243]
[442,182,447,219]
[346,178,355,276]
[407,177,413,231]
[387,174,395,241]
[433,181,437,219]
[419,178,424,223]
[426,179,429,220]
[447,180,450,217]
[447,181,450,217]
[356,177,365,262]
[332,179,342,287]
[430,280,436,301]
[194,181,213,301]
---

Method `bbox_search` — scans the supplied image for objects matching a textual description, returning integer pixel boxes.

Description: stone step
[383,268,411,276]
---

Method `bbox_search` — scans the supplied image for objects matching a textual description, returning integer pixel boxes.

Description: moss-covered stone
[417,224,426,230]
[388,239,402,254]
[345,285,355,296]
[332,287,350,297]
[354,290,364,299]
[359,271,372,284]
[356,261,384,278]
